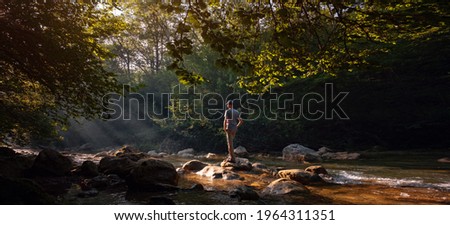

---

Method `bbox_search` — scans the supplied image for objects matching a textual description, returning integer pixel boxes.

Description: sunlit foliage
[165,0,449,92]
[0,1,125,144]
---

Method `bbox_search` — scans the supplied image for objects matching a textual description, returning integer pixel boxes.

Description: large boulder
[220,157,252,171]
[278,169,313,184]
[98,157,136,178]
[261,178,309,195]
[177,148,195,157]
[234,146,249,158]
[127,159,178,191]
[31,149,72,176]
[282,144,321,163]
[79,161,99,178]
[181,160,208,172]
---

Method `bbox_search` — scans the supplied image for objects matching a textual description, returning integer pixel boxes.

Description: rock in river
[196,166,241,180]
[205,153,219,159]
[220,157,252,171]
[277,169,327,185]
[79,161,99,178]
[181,160,209,172]
[234,146,249,158]
[282,144,321,163]
[114,145,139,157]
[317,146,334,155]
[278,169,312,184]
[127,158,178,191]
[98,157,136,178]
[251,162,272,174]
[196,165,225,179]
[261,178,309,195]
[304,165,328,175]
[31,149,73,176]
[177,148,195,157]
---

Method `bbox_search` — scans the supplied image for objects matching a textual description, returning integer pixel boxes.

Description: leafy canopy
[164,0,450,92]
[0,1,125,144]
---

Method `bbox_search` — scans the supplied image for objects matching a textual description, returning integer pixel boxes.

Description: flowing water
[16,149,450,205]
[251,152,450,205]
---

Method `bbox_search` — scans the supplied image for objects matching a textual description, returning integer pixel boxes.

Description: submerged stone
[262,178,309,195]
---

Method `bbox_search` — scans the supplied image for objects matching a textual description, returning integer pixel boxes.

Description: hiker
[223,100,243,162]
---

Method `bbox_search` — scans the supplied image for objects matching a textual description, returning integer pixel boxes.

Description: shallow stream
[17,149,450,205]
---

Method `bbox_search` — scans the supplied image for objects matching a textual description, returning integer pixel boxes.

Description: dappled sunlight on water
[308,184,450,205]
[178,170,450,204]
[173,153,450,204]
[17,148,450,204]
[179,172,274,192]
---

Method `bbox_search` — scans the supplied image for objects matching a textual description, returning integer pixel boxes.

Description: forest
[1,0,450,206]
[3,0,448,153]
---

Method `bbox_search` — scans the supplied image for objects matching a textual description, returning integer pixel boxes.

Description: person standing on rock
[223,100,243,163]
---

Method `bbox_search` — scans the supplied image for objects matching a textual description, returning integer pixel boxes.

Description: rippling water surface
[15,149,450,204]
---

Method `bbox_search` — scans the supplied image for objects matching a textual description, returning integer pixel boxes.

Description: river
[16,149,450,204]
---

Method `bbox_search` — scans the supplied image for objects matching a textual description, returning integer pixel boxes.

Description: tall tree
[106,2,176,85]
[0,1,125,144]
[164,0,450,92]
